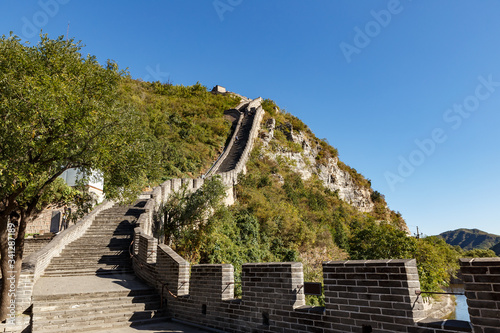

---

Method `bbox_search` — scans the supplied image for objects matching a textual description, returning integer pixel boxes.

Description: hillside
[122,81,403,228]
[110,81,461,294]
[119,79,241,180]
[491,243,500,256]
[439,228,500,255]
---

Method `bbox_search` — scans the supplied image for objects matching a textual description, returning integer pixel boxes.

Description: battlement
[132,229,500,332]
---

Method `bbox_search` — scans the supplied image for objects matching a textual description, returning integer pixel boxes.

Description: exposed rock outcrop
[260,118,374,213]
[317,157,374,212]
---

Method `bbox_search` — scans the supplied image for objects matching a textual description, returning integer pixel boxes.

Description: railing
[416,289,465,296]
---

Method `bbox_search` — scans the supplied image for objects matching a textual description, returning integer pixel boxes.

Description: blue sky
[2,0,500,236]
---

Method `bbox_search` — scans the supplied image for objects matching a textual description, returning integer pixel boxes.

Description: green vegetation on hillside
[120,79,240,179]
[167,99,471,298]
[440,228,500,255]
[491,243,500,256]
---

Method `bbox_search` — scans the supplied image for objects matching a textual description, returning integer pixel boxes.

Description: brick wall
[132,228,484,333]
[135,98,265,236]
[157,244,190,296]
[322,260,425,332]
[460,258,500,333]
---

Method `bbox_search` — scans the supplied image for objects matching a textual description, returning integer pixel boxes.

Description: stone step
[61,243,131,248]
[50,253,130,260]
[43,268,133,277]
[50,253,129,258]
[88,223,135,227]
[75,235,132,240]
[50,253,128,260]
[82,233,133,236]
[87,222,135,226]
[33,300,161,320]
[78,235,132,239]
[68,237,131,242]
[87,219,135,223]
[84,229,134,234]
[32,286,166,332]
[33,315,169,333]
[89,221,136,226]
[34,201,158,332]
[52,251,130,263]
[63,238,132,245]
[65,240,132,245]
[50,262,131,268]
[34,293,158,307]
[64,242,131,248]
[45,260,130,272]
[32,309,166,332]
[54,248,128,253]
[48,260,130,267]
[45,263,130,269]
[64,241,131,246]
[91,216,132,220]
[61,247,131,253]
[86,224,134,227]
[33,288,156,302]
[46,261,130,268]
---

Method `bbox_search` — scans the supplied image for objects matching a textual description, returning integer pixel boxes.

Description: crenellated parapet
[460,257,500,332]
[322,259,425,331]
[132,228,500,333]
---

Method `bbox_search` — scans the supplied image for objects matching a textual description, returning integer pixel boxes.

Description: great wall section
[4,95,500,333]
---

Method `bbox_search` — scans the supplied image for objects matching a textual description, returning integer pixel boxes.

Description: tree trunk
[0,212,15,323]
[0,203,31,322]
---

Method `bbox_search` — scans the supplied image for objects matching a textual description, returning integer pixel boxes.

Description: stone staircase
[32,202,169,332]
[216,105,256,173]
[42,205,140,277]
[32,287,166,333]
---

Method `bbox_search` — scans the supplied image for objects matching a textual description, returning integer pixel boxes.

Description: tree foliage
[0,34,162,320]
[348,220,417,260]
[120,79,239,178]
[414,236,460,292]
[158,177,227,261]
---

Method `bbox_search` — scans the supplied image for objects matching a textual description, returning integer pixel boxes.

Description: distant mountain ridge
[439,228,500,255]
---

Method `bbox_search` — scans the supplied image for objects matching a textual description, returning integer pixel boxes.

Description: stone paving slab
[33,273,151,296]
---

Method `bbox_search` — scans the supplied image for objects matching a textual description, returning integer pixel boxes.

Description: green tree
[159,177,226,260]
[348,220,417,260]
[0,34,161,321]
[414,236,460,292]
[463,248,497,258]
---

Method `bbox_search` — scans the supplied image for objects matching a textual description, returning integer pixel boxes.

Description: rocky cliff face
[259,117,375,213]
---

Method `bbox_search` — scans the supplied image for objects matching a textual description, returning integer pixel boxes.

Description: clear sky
[2,0,500,236]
